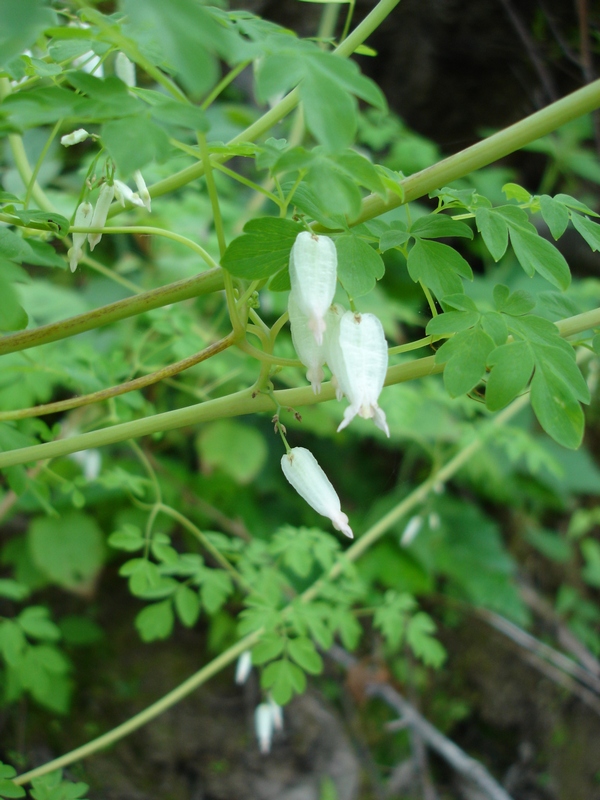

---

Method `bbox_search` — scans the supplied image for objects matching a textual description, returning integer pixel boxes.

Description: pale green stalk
[12,386,529,787]
[0,306,598,470]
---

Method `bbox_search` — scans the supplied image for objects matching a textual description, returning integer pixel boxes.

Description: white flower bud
[327,311,390,437]
[68,201,93,272]
[114,179,145,208]
[60,128,90,147]
[281,447,353,539]
[288,296,345,394]
[133,170,151,211]
[255,703,274,754]
[69,448,102,480]
[268,696,283,731]
[235,650,252,684]
[289,232,338,346]
[88,183,115,251]
[400,515,422,547]
[115,52,136,88]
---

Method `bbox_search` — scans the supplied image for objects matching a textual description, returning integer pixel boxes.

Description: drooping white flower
[289,232,338,346]
[69,448,102,480]
[281,447,353,539]
[68,201,93,272]
[288,297,344,394]
[88,183,115,251]
[133,170,151,211]
[115,52,136,88]
[60,128,90,147]
[255,703,274,754]
[268,695,283,730]
[400,515,422,547]
[235,650,253,685]
[327,311,390,437]
[114,179,145,209]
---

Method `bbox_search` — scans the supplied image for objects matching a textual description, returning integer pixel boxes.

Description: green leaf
[480,311,508,345]
[306,161,362,220]
[407,239,472,299]
[102,116,170,175]
[335,234,385,298]
[581,539,600,588]
[502,183,531,202]
[508,226,570,290]
[570,212,600,252]
[0,579,29,601]
[530,367,584,449]
[525,529,571,563]
[123,0,236,96]
[406,612,446,667]
[493,285,536,316]
[486,341,534,411]
[252,633,286,664]
[143,94,208,131]
[373,591,415,649]
[426,311,479,335]
[0,620,26,665]
[174,584,200,627]
[539,195,569,239]
[0,777,25,799]
[287,637,323,674]
[554,193,598,216]
[0,276,27,332]
[135,600,174,642]
[436,328,495,397]
[108,524,145,552]
[197,420,268,484]
[0,0,56,69]
[201,570,233,614]
[28,512,105,590]
[261,659,306,705]
[475,207,508,261]
[410,215,473,240]
[221,218,304,280]
[300,69,357,151]
[10,210,70,235]
[17,606,61,642]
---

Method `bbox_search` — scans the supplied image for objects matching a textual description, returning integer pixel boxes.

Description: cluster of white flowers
[67,171,150,273]
[234,651,283,754]
[280,232,390,539]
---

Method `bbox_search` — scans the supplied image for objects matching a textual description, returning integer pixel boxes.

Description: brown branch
[328,645,515,800]
[0,335,235,421]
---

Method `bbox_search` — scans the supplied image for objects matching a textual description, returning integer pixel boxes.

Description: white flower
[114,179,145,209]
[61,128,90,147]
[268,696,283,730]
[69,449,102,480]
[289,297,345,394]
[88,183,115,251]
[400,515,422,547]
[327,311,390,437]
[133,170,151,211]
[235,650,252,685]
[68,201,93,272]
[255,703,274,754]
[289,232,338,346]
[281,447,353,539]
[115,52,136,88]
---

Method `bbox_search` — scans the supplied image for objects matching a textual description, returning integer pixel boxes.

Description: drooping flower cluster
[281,232,390,538]
[287,232,389,435]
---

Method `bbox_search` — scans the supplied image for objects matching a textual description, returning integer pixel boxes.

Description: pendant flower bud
[235,650,253,685]
[88,183,115,251]
[289,296,344,394]
[133,170,151,211]
[289,232,338,346]
[114,179,146,209]
[115,52,136,88]
[255,703,274,754]
[60,128,90,147]
[327,311,390,437]
[281,447,353,539]
[68,201,93,272]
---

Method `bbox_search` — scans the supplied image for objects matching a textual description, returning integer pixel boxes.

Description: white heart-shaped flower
[289,232,338,346]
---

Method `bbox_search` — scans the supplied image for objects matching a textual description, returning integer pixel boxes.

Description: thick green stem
[320,78,600,230]
[0,306,597,470]
[0,269,224,357]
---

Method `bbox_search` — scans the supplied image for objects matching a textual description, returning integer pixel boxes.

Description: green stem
[156,503,247,589]
[71,225,220,270]
[12,630,262,787]
[12,379,529,787]
[201,60,252,110]
[0,269,224,357]
[1,305,598,470]
[24,119,61,210]
[319,77,600,231]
